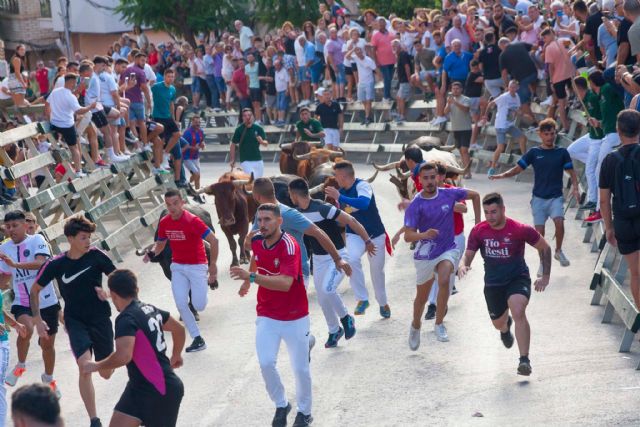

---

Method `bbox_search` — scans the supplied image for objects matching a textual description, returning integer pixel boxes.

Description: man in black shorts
[458,193,551,376]
[600,109,640,309]
[81,269,186,427]
[31,216,117,427]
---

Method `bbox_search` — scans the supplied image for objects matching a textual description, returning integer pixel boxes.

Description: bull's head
[293,148,343,168]
[202,172,254,195]
[204,181,239,227]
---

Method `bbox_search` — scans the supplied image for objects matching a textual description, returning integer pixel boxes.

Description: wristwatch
[249,272,256,284]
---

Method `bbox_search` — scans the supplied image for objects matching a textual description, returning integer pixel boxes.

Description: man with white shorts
[404,162,480,347]
[230,108,268,178]
[314,88,343,150]
[347,46,376,125]
[146,189,219,353]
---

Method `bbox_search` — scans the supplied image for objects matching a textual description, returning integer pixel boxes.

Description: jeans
[205,74,221,108]
[379,64,394,99]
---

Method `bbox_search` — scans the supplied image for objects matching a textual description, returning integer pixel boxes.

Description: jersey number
[147,314,166,352]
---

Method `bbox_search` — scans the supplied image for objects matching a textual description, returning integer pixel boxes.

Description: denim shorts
[298,66,311,82]
[496,126,523,145]
[357,81,375,101]
[129,102,145,121]
[336,64,346,85]
[310,62,324,84]
[531,195,564,226]
[276,91,289,111]
[516,73,537,104]
[192,76,202,94]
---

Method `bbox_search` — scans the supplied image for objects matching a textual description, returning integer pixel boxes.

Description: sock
[42,373,53,382]
[519,355,530,362]
[107,147,116,158]
[16,362,25,369]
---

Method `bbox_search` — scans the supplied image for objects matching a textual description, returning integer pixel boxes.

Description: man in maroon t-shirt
[230,57,251,113]
[231,203,313,427]
[458,192,551,377]
[35,61,49,96]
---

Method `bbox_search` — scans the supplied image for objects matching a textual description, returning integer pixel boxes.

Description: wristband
[249,272,256,284]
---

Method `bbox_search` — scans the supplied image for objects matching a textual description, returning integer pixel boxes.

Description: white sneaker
[152,167,171,175]
[124,150,134,156]
[554,250,570,267]
[110,154,129,163]
[75,171,87,178]
[540,96,553,107]
[434,323,449,342]
[470,143,481,151]
[408,325,421,351]
[79,136,89,145]
[41,374,61,399]
[143,145,153,153]
[160,154,170,170]
[432,116,448,125]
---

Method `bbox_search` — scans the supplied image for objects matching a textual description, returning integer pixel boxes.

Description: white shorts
[183,158,201,174]
[414,248,460,285]
[324,128,340,147]
[240,160,265,178]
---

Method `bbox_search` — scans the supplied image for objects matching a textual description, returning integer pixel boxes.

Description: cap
[315,87,327,96]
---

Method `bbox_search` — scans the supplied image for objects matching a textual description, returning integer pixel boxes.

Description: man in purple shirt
[325,27,346,101]
[120,52,152,147]
[204,44,226,110]
[404,162,480,348]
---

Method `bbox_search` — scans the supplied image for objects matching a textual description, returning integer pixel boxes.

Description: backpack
[612,144,640,219]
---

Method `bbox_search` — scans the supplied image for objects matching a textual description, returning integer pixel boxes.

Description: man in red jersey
[458,192,551,376]
[231,204,313,427]
[146,189,219,353]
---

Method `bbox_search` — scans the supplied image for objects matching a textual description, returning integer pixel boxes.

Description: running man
[146,189,219,353]
[0,211,61,397]
[289,178,375,348]
[81,270,186,427]
[231,204,313,427]
[30,216,117,427]
[405,163,480,347]
[458,192,552,375]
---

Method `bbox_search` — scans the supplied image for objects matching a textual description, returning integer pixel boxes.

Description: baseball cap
[315,87,327,96]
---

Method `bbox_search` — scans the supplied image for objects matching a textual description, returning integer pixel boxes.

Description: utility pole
[59,0,72,58]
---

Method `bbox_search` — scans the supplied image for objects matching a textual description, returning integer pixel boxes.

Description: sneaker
[5,365,25,386]
[95,159,109,168]
[584,211,602,223]
[42,374,61,399]
[324,327,344,348]
[340,314,356,339]
[431,116,447,125]
[363,117,372,126]
[90,418,102,427]
[434,323,449,342]
[143,144,153,152]
[292,412,313,427]
[213,107,222,113]
[500,316,514,349]
[451,285,458,295]
[110,154,129,163]
[554,250,570,267]
[152,167,171,175]
[175,181,189,189]
[395,116,405,123]
[408,325,421,351]
[487,167,497,177]
[160,154,171,170]
[379,304,391,319]
[272,403,291,427]
[354,300,369,315]
[517,357,532,376]
[470,143,481,151]
[79,136,89,145]
[75,171,87,178]
[540,96,553,107]
[185,336,206,353]
[424,304,436,320]
[579,201,597,211]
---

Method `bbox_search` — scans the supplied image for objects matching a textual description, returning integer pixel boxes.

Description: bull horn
[309,183,325,195]
[232,179,250,186]
[396,167,411,179]
[402,144,406,152]
[372,161,400,171]
[446,162,471,176]
[280,143,293,150]
[329,150,343,159]
[365,170,379,183]
[293,152,312,160]
[249,172,254,184]
[309,141,324,147]
[242,185,253,196]
[437,145,457,153]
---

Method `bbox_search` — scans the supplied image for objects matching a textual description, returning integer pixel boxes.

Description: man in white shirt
[346,46,376,125]
[235,20,254,52]
[45,74,96,177]
[274,60,290,125]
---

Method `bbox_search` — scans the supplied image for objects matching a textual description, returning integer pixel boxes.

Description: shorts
[250,88,262,103]
[452,130,472,148]
[183,158,201,174]
[516,73,537,104]
[324,128,340,146]
[191,76,202,94]
[298,66,311,82]
[11,304,61,336]
[276,91,289,111]
[414,248,460,285]
[552,78,571,100]
[90,110,109,128]
[129,102,145,121]
[484,78,504,98]
[484,276,531,320]
[530,195,564,226]
[266,94,277,109]
[65,314,114,360]
[310,61,324,84]
[50,124,78,146]
[419,70,438,81]
[496,126,523,145]
[613,216,640,255]
[397,82,411,100]
[153,117,180,140]
[114,376,184,427]
[335,64,346,85]
[357,81,375,102]
[468,97,481,115]
[345,65,354,76]
[214,76,227,93]
[7,75,25,95]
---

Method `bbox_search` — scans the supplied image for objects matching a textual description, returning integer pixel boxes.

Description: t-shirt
[85,73,101,111]
[443,51,473,81]
[326,38,345,66]
[517,146,573,199]
[151,82,176,120]
[35,248,115,319]
[232,68,249,98]
[245,62,260,89]
[239,26,254,51]
[274,67,289,93]
[98,71,118,107]
[297,199,344,255]
[467,218,541,286]
[415,49,436,71]
[232,123,266,162]
[584,10,604,60]
[252,232,308,321]
[618,18,635,65]
[47,87,81,128]
[296,118,324,142]
[371,31,396,66]
[544,41,575,84]
[121,65,147,103]
[182,126,204,160]
[491,15,516,37]
[0,234,58,309]
[397,50,413,83]
[36,68,49,94]
[115,300,181,395]
[449,95,472,131]
[338,179,386,238]
[404,187,468,261]
[494,91,520,129]
[464,71,483,98]
[352,55,376,84]
[265,67,276,95]
[499,42,536,81]
[157,210,212,265]
[478,44,502,80]
[583,90,604,139]
[600,83,624,135]
[599,144,640,207]
[315,101,342,129]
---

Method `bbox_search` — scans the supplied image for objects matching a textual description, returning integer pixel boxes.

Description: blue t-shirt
[151,82,176,119]
[517,146,573,199]
[245,62,260,89]
[338,179,386,238]
[253,203,313,276]
[443,51,472,81]
[304,42,316,65]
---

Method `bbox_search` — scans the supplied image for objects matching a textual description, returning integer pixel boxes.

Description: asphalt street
[6,162,639,427]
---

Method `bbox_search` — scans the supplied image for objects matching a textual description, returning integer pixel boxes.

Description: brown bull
[279,141,323,175]
[293,148,344,179]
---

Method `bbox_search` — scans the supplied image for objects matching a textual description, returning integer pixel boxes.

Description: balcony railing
[40,0,51,17]
[0,0,19,14]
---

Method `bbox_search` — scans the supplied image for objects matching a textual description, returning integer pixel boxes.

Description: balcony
[0,0,19,14]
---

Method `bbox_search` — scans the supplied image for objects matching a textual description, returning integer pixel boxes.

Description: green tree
[254,0,319,28]
[358,0,441,20]
[115,0,249,48]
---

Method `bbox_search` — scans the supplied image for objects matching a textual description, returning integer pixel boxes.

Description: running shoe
[452,285,459,295]
[292,412,313,427]
[554,250,570,267]
[272,403,291,427]
[340,314,356,339]
[354,300,369,315]
[408,325,421,351]
[579,201,597,211]
[431,116,448,125]
[517,357,532,376]
[500,316,514,349]
[75,171,87,178]
[487,167,497,177]
[424,304,437,320]
[90,417,102,427]
[584,211,602,223]
[185,336,206,353]
[95,159,109,168]
[41,374,61,399]
[5,365,25,386]
[379,304,391,319]
[434,323,449,342]
[152,167,171,175]
[325,327,344,348]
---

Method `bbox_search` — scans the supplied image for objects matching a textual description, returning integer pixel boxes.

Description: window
[40,0,52,18]
[0,0,19,14]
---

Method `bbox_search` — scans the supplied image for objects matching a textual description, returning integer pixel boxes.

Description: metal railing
[0,0,19,14]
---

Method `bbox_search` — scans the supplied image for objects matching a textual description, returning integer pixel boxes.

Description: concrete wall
[50,0,131,34]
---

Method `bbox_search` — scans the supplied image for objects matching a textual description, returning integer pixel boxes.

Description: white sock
[42,373,53,382]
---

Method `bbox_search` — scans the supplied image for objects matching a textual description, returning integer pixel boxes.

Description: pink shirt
[444,27,471,52]
[371,31,396,66]
[544,40,575,84]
